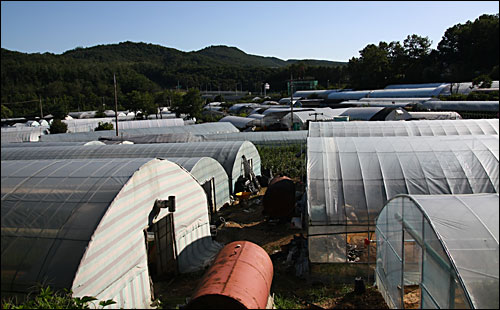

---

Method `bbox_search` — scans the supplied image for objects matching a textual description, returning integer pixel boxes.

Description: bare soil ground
[154,189,389,309]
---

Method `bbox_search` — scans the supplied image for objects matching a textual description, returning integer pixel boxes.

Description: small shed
[376,194,499,309]
[1,158,221,308]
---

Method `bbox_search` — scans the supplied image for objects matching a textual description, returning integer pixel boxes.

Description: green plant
[49,119,68,134]
[1,286,116,309]
[273,293,302,309]
[257,144,306,180]
[95,121,114,131]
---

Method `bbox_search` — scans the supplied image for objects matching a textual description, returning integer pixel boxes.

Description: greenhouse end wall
[375,194,499,309]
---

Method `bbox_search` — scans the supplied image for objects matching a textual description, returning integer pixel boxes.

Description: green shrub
[257,144,306,180]
[95,121,114,131]
[1,286,116,309]
[49,119,68,134]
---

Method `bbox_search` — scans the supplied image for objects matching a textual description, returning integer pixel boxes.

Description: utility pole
[309,112,323,122]
[39,96,43,119]
[114,73,119,136]
[290,74,294,131]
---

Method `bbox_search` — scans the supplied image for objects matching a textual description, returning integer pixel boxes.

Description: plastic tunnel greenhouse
[1,141,261,194]
[198,130,308,146]
[308,119,499,137]
[1,158,222,308]
[167,157,230,213]
[39,122,239,142]
[306,135,499,266]
[376,194,499,309]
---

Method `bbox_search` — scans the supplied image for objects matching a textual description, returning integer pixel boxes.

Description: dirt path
[154,190,389,309]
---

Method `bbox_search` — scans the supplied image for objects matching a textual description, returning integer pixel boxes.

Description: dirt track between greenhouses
[154,188,389,309]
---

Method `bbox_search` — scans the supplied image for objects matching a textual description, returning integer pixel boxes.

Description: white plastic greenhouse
[306,135,499,265]
[282,107,411,128]
[1,141,261,194]
[39,122,239,142]
[308,119,499,137]
[376,194,499,309]
[1,158,221,308]
[199,130,308,146]
[218,115,259,130]
[1,127,48,143]
[422,100,499,113]
[167,157,230,213]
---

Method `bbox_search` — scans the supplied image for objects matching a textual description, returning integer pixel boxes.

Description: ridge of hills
[1,41,347,68]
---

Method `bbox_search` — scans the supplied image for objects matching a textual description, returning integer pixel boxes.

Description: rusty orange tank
[186,241,273,309]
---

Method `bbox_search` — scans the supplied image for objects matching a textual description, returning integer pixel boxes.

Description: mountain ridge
[2,41,347,68]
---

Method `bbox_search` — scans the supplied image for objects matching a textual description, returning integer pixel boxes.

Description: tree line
[1,14,498,119]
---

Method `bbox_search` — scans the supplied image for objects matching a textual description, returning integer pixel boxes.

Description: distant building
[287,79,318,95]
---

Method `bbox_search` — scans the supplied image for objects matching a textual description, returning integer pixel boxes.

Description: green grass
[273,293,302,309]
[1,286,115,309]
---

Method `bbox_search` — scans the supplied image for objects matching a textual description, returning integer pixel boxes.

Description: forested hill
[4,41,345,68]
[1,13,497,119]
[194,45,345,67]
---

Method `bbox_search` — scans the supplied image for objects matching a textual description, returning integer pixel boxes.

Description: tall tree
[171,88,203,119]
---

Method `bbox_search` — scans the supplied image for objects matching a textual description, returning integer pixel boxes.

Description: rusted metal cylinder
[187,241,273,309]
[263,176,296,218]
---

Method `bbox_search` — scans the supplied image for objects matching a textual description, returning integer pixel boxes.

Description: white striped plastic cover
[1,141,261,194]
[307,135,499,228]
[1,158,220,308]
[308,119,499,137]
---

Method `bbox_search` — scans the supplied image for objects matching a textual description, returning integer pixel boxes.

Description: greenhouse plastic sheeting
[98,132,203,143]
[168,157,230,211]
[1,127,48,143]
[307,135,499,227]
[1,158,221,307]
[422,100,499,112]
[199,130,308,146]
[218,115,258,129]
[63,118,184,133]
[308,119,499,137]
[1,141,261,193]
[39,122,239,142]
[376,194,499,309]
[1,141,104,148]
[368,86,450,98]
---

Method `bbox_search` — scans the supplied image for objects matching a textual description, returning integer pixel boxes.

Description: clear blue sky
[1,1,498,62]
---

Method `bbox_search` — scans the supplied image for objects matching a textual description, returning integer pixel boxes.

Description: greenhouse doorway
[201,178,216,219]
[146,213,178,279]
[402,228,422,309]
